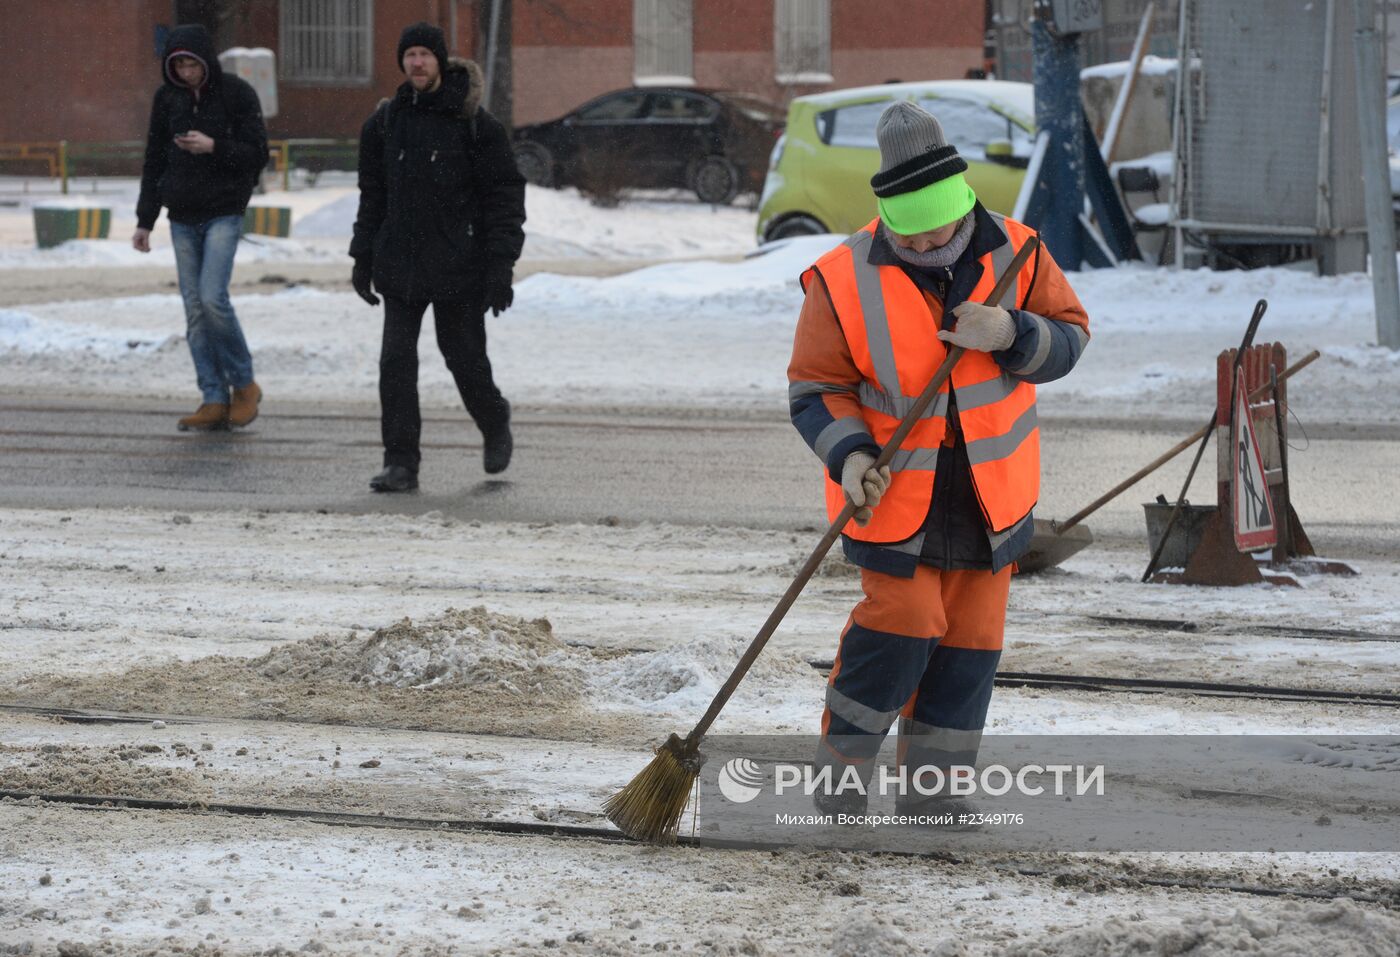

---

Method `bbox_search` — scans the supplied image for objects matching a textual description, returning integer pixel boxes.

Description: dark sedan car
[511,87,784,205]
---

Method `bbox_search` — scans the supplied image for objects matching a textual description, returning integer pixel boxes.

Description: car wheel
[764,215,827,242]
[691,156,740,205]
[513,142,555,188]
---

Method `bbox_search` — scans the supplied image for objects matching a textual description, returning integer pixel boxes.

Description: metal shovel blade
[1016,519,1095,574]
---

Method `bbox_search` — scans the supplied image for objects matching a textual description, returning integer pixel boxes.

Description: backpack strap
[377,95,477,149]
[376,97,397,136]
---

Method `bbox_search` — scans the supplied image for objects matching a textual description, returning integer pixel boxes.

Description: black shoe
[813,786,868,819]
[370,465,418,493]
[893,794,981,821]
[482,401,513,475]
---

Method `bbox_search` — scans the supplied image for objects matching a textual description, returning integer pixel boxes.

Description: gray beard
[880,213,975,271]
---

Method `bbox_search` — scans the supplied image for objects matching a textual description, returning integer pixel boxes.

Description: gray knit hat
[871,101,975,234]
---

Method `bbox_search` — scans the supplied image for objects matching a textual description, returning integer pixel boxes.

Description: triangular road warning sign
[1232,366,1278,552]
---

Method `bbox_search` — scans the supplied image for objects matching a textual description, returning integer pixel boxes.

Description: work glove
[483,262,514,317]
[841,451,892,527]
[352,260,379,307]
[938,302,1016,353]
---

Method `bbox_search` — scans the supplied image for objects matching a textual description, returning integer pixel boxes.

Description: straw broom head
[603,733,706,843]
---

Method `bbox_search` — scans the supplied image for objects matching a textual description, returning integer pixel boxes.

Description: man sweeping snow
[787,101,1090,814]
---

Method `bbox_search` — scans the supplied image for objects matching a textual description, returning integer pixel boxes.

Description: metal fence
[0,140,358,193]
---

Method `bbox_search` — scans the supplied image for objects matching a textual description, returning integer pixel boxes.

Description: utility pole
[1354,0,1400,349]
[479,0,514,129]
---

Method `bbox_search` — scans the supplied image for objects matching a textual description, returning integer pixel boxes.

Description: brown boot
[177,402,229,432]
[229,382,262,428]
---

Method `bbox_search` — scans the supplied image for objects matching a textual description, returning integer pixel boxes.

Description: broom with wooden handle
[603,236,1039,843]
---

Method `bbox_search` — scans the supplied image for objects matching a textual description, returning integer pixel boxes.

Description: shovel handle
[688,236,1039,742]
[1057,349,1318,534]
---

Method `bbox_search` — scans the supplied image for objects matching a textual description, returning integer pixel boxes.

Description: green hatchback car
[756,80,1036,242]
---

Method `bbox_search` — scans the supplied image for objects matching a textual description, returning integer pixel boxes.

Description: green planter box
[33,206,111,249]
[243,206,292,237]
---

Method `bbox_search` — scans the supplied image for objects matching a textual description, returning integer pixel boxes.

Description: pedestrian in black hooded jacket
[351,22,527,492]
[134,24,269,432]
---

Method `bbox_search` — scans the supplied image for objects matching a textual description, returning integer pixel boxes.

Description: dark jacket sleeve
[135,91,169,230]
[994,242,1091,385]
[470,109,526,266]
[788,272,880,482]
[349,106,387,264]
[212,79,269,183]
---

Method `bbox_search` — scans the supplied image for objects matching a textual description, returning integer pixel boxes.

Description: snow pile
[829,918,917,957]
[520,186,759,260]
[0,239,182,269]
[1,180,758,264]
[31,198,114,211]
[1047,262,1400,423]
[0,304,182,356]
[0,742,210,800]
[289,184,758,259]
[5,236,1400,422]
[517,233,825,316]
[1110,149,1173,177]
[774,549,861,579]
[254,607,584,698]
[1009,899,1400,956]
[1081,55,1178,80]
[595,633,824,717]
[0,235,345,269]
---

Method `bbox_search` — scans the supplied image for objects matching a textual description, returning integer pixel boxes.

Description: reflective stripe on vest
[802,215,1041,542]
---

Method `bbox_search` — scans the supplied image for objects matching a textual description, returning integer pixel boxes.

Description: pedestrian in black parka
[351,22,527,492]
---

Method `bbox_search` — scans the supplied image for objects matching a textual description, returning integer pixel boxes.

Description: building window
[634,0,693,86]
[775,0,831,84]
[280,0,373,85]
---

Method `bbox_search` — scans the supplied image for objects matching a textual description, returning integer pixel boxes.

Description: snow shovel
[603,237,1040,843]
[1018,312,1320,574]
[1016,519,1096,574]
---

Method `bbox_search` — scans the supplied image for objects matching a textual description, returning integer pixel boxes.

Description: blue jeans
[171,215,255,404]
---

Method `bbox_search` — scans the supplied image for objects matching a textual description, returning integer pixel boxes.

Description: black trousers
[379,295,508,471]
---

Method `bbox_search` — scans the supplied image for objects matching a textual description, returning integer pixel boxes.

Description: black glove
[483,262,514,317]
[352,260,379,307]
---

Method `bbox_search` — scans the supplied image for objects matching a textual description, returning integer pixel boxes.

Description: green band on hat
[877,173,977,235]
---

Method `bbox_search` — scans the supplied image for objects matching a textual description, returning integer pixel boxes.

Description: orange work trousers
[821,564,1010,770]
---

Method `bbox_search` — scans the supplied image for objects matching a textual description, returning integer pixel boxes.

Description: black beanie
[397,21,449,72]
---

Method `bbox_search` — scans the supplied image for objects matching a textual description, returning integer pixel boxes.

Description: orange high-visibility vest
[801,214,1041,543]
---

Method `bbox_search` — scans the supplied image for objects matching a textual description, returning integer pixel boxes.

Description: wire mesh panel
[1179,0,1330,229]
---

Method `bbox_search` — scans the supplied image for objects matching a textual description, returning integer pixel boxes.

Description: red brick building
[0,1,983,143]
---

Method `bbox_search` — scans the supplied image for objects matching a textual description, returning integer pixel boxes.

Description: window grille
[775,0,831,84]
[280,0,373,85]
[634,0,694,86]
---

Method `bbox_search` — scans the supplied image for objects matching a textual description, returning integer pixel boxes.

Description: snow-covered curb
[4,241,1400,424]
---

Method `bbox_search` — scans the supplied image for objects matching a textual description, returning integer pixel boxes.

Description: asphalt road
[0,395,822,530]
[3,395,1397,558]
